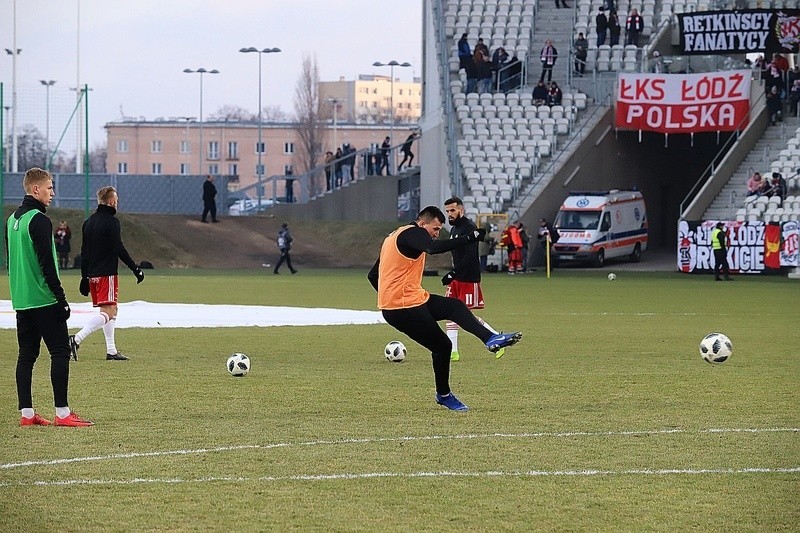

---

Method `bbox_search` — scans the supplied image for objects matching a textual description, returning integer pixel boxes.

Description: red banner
[764,223,781,269]
[615,70,751,133]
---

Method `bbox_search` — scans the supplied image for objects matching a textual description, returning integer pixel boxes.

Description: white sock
[446,321,459,352]
[21,408,35,418]
[56,406,70,418]
[478,317,499,335]
[103,318,117,355]
[75,312,109,345]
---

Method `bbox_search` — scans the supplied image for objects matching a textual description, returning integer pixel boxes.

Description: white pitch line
[1,427,797,471]
[2,467,799,488]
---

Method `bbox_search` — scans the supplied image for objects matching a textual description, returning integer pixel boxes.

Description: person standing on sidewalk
[8,168,93,427]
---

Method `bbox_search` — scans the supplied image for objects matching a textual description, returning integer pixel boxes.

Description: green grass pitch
[0,269,797,530]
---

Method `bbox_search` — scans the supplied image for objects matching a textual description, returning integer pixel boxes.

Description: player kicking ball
[368,206,522,411]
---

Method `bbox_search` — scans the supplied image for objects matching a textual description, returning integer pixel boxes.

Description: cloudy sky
[0,0,423,151]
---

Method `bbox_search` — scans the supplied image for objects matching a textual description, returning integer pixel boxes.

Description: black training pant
[202,200,217,221]
[713,249,730,279]
[382,294,492,395]
[274,249,295,273]
[15,303,71,409]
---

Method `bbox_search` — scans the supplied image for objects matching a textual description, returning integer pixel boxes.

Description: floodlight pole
[183,67,220,175]
[39,80,56,170]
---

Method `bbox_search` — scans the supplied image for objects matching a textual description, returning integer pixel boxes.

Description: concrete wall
[266,175,404,222]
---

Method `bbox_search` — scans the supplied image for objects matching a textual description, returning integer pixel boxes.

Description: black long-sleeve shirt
[81,204,138,278]
[367,224,472,291]
[448,215,482,283]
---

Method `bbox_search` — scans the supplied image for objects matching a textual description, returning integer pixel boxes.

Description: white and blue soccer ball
[227,353,251,376]
[699,333,732,364]
[384,341,407,362]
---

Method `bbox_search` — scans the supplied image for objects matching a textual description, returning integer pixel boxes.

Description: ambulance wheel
[593,249,605,268]
[629,243,642,263]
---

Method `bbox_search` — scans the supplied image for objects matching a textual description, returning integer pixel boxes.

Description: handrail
[678,86,767,218]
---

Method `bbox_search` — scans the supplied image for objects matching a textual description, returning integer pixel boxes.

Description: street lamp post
[239,47,281,202]
[183,68,219,175]
[5,47,21,172]
[326,98,341,151]
[372,60,411,149]
[39,80,56,169]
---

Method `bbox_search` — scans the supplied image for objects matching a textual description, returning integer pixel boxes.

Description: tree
[208,105,254,121]
[13,125,48,171]
[262,105,290,122]
[87,143,107,173]
[293,54,326,195]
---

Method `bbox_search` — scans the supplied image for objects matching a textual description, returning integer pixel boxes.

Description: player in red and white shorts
[443,197,504,361]
[71,186,144,361]
[89,275,119,307]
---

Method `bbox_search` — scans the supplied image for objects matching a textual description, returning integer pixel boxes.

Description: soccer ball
[227,353,251,376]
[699,333,732,364]
[608,273,617,281]
[384,341,407,362]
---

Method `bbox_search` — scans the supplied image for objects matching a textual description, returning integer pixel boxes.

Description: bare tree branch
[293,54,326,195]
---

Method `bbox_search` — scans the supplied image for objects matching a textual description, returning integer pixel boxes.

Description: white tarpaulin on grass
[0,300,385,329]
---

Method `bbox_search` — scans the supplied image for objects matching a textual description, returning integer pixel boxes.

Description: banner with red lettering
[677,220,799,274]
[616,70,751,133]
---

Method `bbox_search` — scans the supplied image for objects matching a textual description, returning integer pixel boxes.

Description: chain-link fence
[2,173,229,215]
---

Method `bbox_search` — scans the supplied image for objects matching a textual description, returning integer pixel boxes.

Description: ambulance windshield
[555,210,601,230]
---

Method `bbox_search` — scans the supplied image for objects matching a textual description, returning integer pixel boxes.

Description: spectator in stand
[547,81,563,106]
[539,39,558,83]
[477,50,493,93]
[398,131,419,171]
[324,150,334,190]
[608,10,622,46]
[595,7,609,46]
[491,46,509,89]
[746,172,767,197]
[555,0,570,8]
[475,38,489,58]
[334,147,344,186]
[625,8,644,46]
[753,54,767,81]
[788,79,800,116]
[457,33,472,71]
[574,32,589,76]
[346,143,357,182]
[766,85,783,125]
[767,172,788,204]
[650,50,664,73]
[379,136,391,175]
[465,51,479,94]
[532,80,549,105]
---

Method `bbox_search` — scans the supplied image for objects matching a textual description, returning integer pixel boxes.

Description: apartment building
[105,119,415,190]
[319,75,422,124]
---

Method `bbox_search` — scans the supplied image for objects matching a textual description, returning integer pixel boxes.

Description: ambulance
[552,190,648,267]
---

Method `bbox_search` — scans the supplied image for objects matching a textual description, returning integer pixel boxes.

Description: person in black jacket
[201,175,219,223]
[442,197,504,362]
[9,168,93,427]
[72,186,144,361]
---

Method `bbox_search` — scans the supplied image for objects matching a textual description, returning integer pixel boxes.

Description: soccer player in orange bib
[368,206,522,411]
[442,197,504,362]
